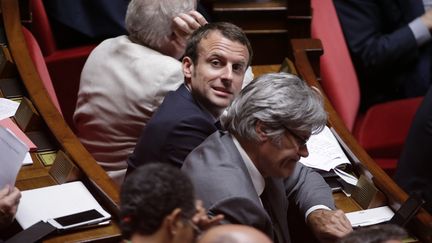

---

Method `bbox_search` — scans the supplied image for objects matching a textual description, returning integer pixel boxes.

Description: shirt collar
[231,134,265,196]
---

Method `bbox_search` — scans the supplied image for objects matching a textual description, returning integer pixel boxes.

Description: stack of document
[299,126,358,186]
[345,206,394,227]
[0,98,34,165]
[15,181,111,230]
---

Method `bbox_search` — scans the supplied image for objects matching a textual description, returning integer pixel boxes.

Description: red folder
[0,118,37,151]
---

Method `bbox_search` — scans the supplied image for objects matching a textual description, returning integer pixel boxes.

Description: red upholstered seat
[311,0,423,175]
[29,0,96,130]
[22,27,62,114]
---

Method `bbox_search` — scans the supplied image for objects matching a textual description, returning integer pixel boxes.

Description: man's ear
[255,121,269,142]
[165,208,184,236]
[182,57,193,83]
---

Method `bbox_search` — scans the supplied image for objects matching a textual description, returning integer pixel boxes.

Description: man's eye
[233,64,245,72]
[211,60,221,66]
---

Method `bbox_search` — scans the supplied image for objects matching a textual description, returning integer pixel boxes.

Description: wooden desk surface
[9,134,121,243]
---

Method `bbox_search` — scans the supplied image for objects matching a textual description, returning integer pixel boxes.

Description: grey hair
[222,72,327,143]
[125,0,196,49]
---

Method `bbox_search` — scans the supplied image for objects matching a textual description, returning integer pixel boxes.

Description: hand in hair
[172,11,207,49]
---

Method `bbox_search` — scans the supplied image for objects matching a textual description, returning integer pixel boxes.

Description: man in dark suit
[127,22,252,172]
[395,86,432,213]
[182,73,352,243]
[334,0,432,109]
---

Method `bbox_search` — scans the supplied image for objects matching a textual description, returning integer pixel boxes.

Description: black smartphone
[389,195,425,227]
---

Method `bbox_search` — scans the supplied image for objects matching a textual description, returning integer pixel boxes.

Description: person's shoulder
[183,132,233,168]
[90,35,127,52]
[163,113,216,143]
[144,87,215,137]
[190,131,229,148]
[89,35,160,57]
[156,86,200,113]
[196,131,227,147]
[143,89,196,129]
[82,36,128,68]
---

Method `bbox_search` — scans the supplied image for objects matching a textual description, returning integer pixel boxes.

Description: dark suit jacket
[182,131,335,242]
[334,0,431,109]
[127,84,218,172]
[395,86,432,213]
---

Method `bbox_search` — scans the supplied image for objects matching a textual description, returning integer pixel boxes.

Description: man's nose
[221,65,233,82]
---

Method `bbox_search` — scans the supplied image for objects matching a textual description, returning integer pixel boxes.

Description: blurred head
[125,0,196,56]
[222,73,327,177]
[120,163,196,242]
[337,224,407,243]
[198,224,272,243]
[182,22,253,118]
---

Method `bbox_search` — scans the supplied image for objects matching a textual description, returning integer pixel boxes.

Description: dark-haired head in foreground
[120,163,196,243]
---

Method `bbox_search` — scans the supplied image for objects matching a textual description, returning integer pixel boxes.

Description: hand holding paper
[0,185,21,228]
[299,126,358,186]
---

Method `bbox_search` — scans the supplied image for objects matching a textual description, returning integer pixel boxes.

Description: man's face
[255,129,310,178]
[183,31,249,117]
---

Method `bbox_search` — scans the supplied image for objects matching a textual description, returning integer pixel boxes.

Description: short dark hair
[120,163,196,239]
[337,224,407,243]
[184,22,253,66]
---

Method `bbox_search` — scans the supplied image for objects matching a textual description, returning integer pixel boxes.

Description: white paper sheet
[0,126,27,189]
[22,152,33,165]
[345,206,394,227]
[334,167,358,186]
[15,181,111,230]
[0,98,19,120]
[299,126,350,171]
